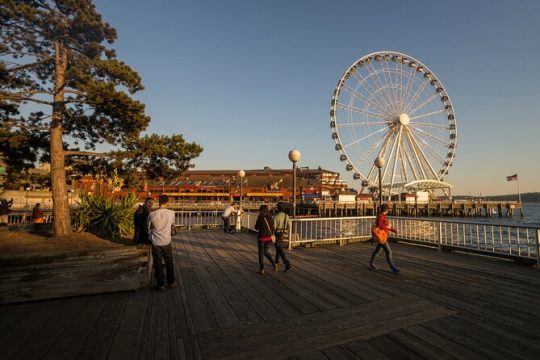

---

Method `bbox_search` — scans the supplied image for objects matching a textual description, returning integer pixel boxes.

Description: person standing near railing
[369,204,401,273]
[222,202,238,234]
[148,195,176,291]
[273,202,292,272]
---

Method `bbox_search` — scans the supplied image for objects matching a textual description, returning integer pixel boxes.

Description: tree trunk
[51,39,72,237]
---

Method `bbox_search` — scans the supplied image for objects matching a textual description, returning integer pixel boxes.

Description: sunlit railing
[5,212,53,224]
[287,216,375,250]
[174,210,224,230]
[171,211,540,266]
[390,217,540,264]
[284,215,539,266]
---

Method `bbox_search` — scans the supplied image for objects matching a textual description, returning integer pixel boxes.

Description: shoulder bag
[263,217,276,243]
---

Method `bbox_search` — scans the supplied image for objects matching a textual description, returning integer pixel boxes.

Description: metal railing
[283,215,539,266]
[287,216,375,250]
[390,217,540,265]
[174,210,225,230]
[4,212,53,224]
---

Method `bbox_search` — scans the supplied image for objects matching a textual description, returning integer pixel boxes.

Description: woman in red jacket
[369,204,400,273]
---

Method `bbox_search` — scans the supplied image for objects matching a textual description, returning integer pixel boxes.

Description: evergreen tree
[0,1,202,236]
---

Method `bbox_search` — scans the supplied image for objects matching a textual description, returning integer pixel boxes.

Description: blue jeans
[258,240,275,270]
[369,242,396,269]
[274,241,290,267]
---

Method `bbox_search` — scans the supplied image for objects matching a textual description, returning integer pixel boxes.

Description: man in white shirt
[148,194,176,291]
[222,202,238,233]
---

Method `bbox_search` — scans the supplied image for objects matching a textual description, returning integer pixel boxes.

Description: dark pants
[258,240,275,270]
[274,241,290,268]
[152,243,175,286]
[222,217,232,233]
[369,242,396,269]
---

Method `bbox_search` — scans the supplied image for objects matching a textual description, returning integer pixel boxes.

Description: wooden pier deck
[1,230,539,359]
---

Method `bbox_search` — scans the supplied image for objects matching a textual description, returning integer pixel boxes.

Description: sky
[93,0,540,196]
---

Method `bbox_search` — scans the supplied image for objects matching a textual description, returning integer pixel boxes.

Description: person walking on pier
[148,195,176,291]
[222,202,238,234]
[254,204,277,275]
[369,204,401,273]
[273,202,292,272]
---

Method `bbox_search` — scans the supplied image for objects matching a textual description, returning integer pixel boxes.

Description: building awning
[246,193,282,197]
[165,192,229,197]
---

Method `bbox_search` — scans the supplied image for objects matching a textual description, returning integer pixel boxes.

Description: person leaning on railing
[222,202,238,234]
[369,204,401,273]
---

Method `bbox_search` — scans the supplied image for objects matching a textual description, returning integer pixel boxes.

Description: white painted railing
[174,210,224,230]
[4,212,53,224]
[390,217,540,265]
[173,211,540,266]
[284,215,539,266]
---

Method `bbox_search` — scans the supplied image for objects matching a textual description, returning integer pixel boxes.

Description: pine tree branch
[4,56,54,73]
[64,150,109,157]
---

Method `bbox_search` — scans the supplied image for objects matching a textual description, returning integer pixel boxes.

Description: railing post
[288,223,292,251]
[339,218,343,246]
[536,229,540,270]
[438,222,443,252]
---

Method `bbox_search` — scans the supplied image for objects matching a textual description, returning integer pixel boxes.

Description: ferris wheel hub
[399,113,410,126]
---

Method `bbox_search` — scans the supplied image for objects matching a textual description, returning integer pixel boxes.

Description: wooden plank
[75,293,131,360]
[200,298,453,359]
[42,295,107,360]
[0,297,68,359]
[203,231,325,316]
[8,296,89,359]
[404,324,485,360]
[107,290,149,360]
[185,232,240,329]
[342,340,392,360]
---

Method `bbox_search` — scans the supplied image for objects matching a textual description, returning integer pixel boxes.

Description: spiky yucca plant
[71,193,138,238]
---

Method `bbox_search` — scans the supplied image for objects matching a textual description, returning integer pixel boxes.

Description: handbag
[371,225,388,244]
[263,217,276,243]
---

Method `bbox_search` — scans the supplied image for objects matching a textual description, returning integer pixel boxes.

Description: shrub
[71,193,138,238]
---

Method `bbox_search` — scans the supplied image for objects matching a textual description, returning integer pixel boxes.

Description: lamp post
[288,149,301,218]
[237,170,245,208]
[374,157,385,211]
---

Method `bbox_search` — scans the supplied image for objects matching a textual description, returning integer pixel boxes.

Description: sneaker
[369,263,378,270]
[391,267,401,274]
[168,282,177,289]
[257,269,265,275]
[274,264,279,272]
[284,265,292,272]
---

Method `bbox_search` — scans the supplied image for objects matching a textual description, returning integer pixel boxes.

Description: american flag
[506,174,518,181]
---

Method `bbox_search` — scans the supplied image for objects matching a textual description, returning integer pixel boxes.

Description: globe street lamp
[374,157,385,211]
[288,149,301,218]
[238,170,245,208]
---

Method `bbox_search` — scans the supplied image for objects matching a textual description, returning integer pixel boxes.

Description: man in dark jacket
[133,197,154,244]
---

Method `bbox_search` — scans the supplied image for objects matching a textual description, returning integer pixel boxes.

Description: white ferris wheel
[330,51,457,196]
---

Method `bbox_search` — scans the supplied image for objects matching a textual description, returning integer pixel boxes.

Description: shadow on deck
[1,230,540,359]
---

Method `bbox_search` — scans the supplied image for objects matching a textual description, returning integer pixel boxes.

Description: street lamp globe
[288,149,301,163]
[238,170,245,178]
[374,157,385,169]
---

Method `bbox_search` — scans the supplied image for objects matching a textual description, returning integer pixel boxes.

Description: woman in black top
[254,204,277,274]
